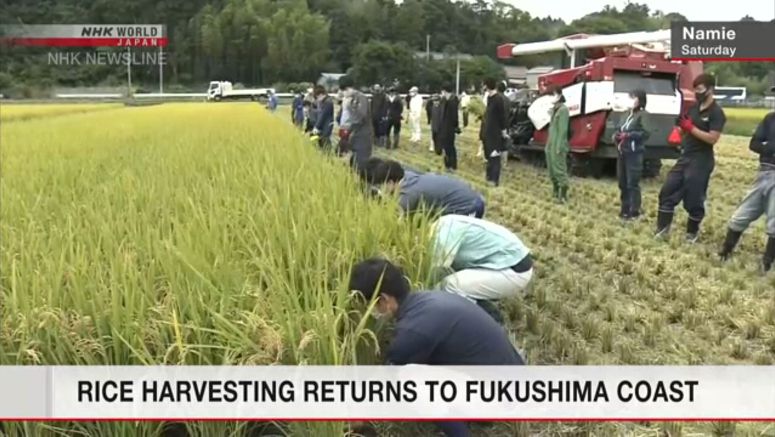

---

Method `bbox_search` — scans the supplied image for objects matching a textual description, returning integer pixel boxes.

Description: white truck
[206,81,275,101]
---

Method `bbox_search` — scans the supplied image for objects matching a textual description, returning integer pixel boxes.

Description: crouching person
[373,159,486,218]
[719,109,775,273]
[348,258,525,437]
[431,215,533,322]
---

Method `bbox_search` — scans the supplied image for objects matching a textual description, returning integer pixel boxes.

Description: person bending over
[431,214,533,321]
[372,159,485,218]
[348,258,525,437]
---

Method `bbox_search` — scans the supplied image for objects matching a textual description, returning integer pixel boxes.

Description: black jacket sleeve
[750,113,775,156]
[497,95,508,132]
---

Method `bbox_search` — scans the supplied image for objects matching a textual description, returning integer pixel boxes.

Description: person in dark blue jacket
[291,92,305,128]
[349,258,524,437]
[313,85,335,150]
[612,89,650,221]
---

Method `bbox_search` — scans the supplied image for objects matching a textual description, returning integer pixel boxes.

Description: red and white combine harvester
[497,30,703,178]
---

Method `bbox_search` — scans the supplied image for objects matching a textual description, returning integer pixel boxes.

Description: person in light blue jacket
[431,215,533,308]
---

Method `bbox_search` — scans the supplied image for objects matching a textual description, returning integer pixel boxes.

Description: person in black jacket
[438,84,461,171]
[385,87,404,150]
[479,78,510,186]
[430,94,444,154]
[655,74,726,243]
[425,94,439,152]
[719,105,775,273]
[370,84,388,148]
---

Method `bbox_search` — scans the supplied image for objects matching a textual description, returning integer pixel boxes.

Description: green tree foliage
[1,1,772,95]
[262,8,330,83]
[350,41,417,87]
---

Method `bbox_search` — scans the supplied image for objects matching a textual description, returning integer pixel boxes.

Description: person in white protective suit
[408,86,424,144]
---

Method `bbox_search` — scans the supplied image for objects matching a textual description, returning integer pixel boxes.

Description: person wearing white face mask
[408,86,423,143]
[545,85,570,203]
[612,89,650,221]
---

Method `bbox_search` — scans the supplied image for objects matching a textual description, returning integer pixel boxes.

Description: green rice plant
[0,102,123,122]
[0,103,438,436]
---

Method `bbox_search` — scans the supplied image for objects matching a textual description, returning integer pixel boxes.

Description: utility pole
[159,46,163,94]
[126,47,132,97]
[426,34,430,61]
[455,56,461,95]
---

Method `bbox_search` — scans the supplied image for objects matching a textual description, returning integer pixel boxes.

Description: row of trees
[1,0,773,95]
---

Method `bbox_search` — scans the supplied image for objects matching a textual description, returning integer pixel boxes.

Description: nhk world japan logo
[0,24,167,47]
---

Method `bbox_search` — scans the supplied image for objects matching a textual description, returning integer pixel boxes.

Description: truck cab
[207,81,227,101]
[206,81,273,102]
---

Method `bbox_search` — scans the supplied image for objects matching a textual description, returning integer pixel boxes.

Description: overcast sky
[504,0,775,22]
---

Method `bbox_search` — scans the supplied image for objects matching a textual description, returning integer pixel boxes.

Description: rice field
[1,101,774,436]
[378,109,775,436]
[0,103,124,122]
[724,107,773,136]
[0,102,436,436]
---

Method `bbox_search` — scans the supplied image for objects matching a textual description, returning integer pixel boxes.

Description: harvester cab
[497,30,704,178]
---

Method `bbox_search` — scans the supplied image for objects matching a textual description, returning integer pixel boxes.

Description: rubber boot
[654,211,673,240]
[686,217,701,244]
[718,229,743,261]
[762,236,775,273]
[558,185,569,204]
[392,133,399,150]
[619,204,629,220]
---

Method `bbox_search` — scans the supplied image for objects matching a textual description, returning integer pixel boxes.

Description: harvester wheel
[569,154,604,178]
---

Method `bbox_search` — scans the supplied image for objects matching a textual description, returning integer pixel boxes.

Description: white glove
[490,150,501,158]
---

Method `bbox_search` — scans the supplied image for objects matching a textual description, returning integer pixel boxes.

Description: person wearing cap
[430,214,534,319]
[339,76,373,172]
[718,88,775,273]
[408,86,423,144]
[372,159,486,218]
[385,87,404,149]
[370,84,389,148]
